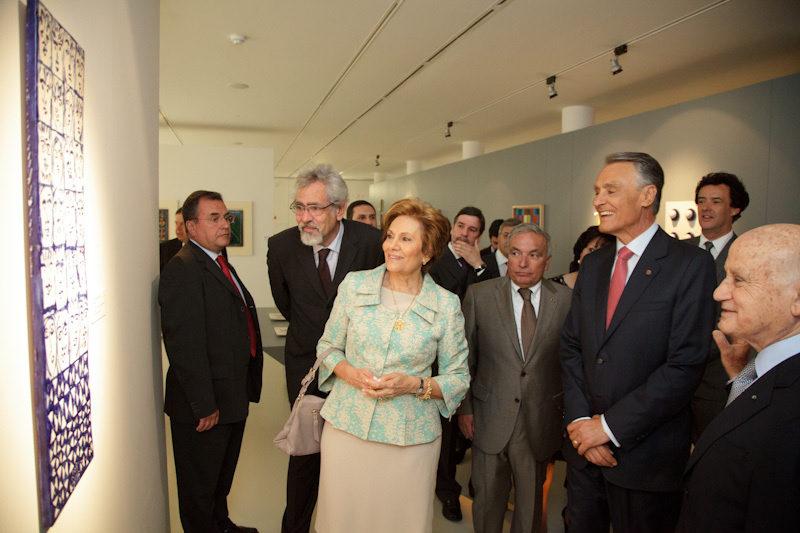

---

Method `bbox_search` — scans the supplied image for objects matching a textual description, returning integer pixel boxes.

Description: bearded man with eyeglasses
[159,190,263,533]
[267,164,382,533]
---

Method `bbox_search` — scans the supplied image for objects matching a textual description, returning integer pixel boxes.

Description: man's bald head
[714,224,800,351]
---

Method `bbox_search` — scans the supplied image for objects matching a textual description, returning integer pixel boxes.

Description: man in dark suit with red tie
[560,152,716,532]
[160,190,263,533]
[267,165,383,533]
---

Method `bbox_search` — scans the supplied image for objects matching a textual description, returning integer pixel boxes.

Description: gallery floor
[164,353,568,533]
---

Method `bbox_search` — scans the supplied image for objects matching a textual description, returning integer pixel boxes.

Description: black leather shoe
[441,496,462,522]
[218,517,258,533]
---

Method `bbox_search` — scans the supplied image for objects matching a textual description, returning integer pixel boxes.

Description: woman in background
[550,225,613,289]
[314,198,470,533]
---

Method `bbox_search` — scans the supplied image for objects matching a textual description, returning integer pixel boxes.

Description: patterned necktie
[318,248,333,298]
[703,241,714,253]
[606,247,634,329]
[726,358,757,405]
[216,255,257,358]
[518,288,537,359]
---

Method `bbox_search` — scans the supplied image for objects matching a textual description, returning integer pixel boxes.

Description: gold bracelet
[417,377,433,401]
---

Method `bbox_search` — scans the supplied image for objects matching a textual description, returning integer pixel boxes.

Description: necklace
[387,275,419,331]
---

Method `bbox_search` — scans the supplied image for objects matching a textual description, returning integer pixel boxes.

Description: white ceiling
[159,0,800,179]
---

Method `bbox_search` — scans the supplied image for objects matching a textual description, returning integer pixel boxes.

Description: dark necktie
[518,287,537,359]
[606,246,633,329]
[457,257,469,270]
[216,255,257,358]
[726,358,757,406]
[704,241,714,253]
[318,248,333,298]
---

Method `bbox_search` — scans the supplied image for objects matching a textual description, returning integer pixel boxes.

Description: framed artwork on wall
[512,204,545,228]
[158,206,169,241]
[226,200,252,256]
[25,0,93,526]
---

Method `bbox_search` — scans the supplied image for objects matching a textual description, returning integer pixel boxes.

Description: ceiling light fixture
[546,75,557,99]
[375,154,381,167]
[610,44,628,75]
[228,34,247,45]
[228,82,250,90]
[445,121,453,138]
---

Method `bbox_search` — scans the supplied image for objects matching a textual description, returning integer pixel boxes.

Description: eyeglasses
[193,213,236,225]
[290,202,335,217]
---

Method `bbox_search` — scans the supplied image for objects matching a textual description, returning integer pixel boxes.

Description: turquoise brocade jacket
[318,265,470,446]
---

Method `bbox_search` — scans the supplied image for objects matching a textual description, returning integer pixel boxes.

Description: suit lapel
[714,233,736,283]
[296,240,328,301]
[190,243,242,301]
[593,246,614,348]
[604,229,668,340]
[494,278,523,362]
[332,221,357,287]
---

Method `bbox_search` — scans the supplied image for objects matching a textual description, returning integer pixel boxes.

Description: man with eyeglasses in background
[267,164,382,533]
[159,190,264,533]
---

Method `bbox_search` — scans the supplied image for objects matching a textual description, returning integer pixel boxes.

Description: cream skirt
[315,424,441,533]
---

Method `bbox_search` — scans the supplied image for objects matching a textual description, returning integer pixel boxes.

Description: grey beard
[299,227,323,246]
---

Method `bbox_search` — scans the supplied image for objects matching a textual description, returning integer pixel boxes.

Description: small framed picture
[226,201,253,256]
[512,204,544,228]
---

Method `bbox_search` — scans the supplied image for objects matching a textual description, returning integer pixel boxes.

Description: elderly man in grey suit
[686,172,750,440]
[458,224,572,533]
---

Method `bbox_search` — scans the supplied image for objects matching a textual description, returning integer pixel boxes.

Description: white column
[561,105,595,133]
[462,140,483,159]
[406,160,422,175]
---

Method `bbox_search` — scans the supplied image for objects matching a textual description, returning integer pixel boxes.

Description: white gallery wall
[372,73,800,275]
[1,0,167,531]
[159,145,274,305]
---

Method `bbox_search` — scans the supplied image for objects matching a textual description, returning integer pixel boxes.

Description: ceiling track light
[546,75,557,99]
[611,43,628,75]
[375,154,381,167]
[445,121,453,138]
[228,34,247,45]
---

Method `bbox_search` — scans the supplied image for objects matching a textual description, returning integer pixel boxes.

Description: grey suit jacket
[459,276,572,460]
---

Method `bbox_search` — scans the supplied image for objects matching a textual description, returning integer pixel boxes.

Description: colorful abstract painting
[512,204,545,228]
[25,0,93,527]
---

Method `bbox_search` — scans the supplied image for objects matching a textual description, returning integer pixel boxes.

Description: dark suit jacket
[159,238,183,272]
[685,234,739,438]
[429,246,495,301]
[460,277,571,460]
[678,352,800,532]
[480,248,501,280]
[560,227,717,491]
[159,241,263,424]
[267,219,383,403]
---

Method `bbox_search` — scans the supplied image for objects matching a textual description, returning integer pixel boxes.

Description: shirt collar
[191,239,221,262]
[313,220,345,255]
[510,278,541,299]
[699,229,734,251]
[495,248,507,266]
[447,242,460,260]
[755,332,800,379]
[616,222,659,258]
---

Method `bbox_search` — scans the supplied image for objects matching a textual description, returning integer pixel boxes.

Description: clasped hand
[341,364,415,399]
[567,415,617,468]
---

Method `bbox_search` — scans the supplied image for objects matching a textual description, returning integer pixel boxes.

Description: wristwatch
[416,378,424,394]
[474,263,486,274]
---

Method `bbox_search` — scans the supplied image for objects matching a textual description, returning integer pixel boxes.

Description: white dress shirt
[496,249,508,277]
[698,230,734,260]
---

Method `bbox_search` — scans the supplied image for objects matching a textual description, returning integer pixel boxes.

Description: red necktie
[606,247,633,329]
[216,255,257,358]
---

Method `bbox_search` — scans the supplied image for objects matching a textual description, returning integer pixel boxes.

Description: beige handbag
[273,350,331,456]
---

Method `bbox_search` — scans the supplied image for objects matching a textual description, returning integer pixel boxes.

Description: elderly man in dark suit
[159,190,263,533]
[678,223,800,532]
[267,164,382,533]
[685,172,751,440]
[428,205,493,521]
[459,223,571,533]
[560,152,716,532]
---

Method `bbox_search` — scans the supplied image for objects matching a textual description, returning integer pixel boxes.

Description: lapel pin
[645,268,653,276]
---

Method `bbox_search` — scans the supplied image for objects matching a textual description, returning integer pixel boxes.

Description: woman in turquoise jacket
[314,198,470,533]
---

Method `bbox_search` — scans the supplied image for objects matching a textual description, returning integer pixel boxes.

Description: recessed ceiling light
[233,142,243,146]
[228,34,247,45]
[228,82,249,90]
